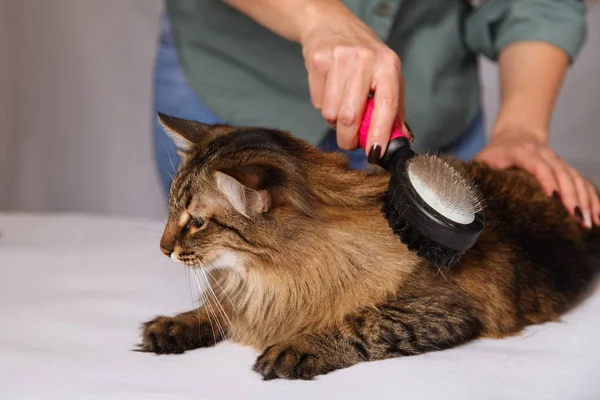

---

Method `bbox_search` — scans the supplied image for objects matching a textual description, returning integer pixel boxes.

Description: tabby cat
[138,114,600,380]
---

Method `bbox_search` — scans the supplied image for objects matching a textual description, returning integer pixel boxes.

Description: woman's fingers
[335,51,372,151]
[397,74,406,131]
[321,59,346,129]
[539,149,600,228]
[365,52,402,163]
[476,134,600,228]
[365,87,398,163]
[587,181,600,226]
[567,166,592,227]
[550,163,582,224]
[305,48,329,111]
[517,149,559,197]
[539,149,588,226]
[301,19,404,156]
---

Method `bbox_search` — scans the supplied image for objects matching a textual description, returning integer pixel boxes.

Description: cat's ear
[216,164,315,217]
[214,165,276,217]
[157,113,212,153]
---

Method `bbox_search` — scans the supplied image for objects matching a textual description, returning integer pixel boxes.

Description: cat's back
[463,161,597,286]
[449,162,600,335]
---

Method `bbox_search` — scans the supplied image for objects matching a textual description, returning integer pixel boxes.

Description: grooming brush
[358,96,485,268]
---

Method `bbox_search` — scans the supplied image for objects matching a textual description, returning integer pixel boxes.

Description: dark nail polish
[367,144,382,164]
[552,190,560,200]
[574,206,583,220]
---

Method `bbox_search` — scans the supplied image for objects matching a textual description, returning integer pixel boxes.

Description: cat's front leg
[138,307,228,354]
[253,333,359,380]
[254,294,481,380]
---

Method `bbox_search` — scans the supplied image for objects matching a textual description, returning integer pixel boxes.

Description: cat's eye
[186,217,205,230]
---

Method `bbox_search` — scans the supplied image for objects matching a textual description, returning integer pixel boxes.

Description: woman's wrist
[297,2,363,44]
[492,41,569,147]
[491,104,549,146]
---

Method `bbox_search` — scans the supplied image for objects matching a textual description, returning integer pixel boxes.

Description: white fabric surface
[1,213,599,400]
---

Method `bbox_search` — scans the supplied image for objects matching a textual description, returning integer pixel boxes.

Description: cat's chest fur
[212,222,422,348]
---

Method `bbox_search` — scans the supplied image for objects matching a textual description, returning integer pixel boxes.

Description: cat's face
[159,166,256,269]
[157,114,320,270]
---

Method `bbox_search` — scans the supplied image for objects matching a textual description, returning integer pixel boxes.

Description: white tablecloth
[1,213,599,400]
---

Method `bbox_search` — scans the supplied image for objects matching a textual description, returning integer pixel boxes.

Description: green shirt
[165,0,587,153]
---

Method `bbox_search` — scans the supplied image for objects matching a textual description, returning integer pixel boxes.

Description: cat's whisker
[200,265,237,340]
[162,142,177,179]
[191,268,218,345]
[193,268,226,342]
[185,267,206,345]
[198,266,231,337]
[435,263,448,281]
[202,295,221,346]
[197,271,224,327]
[185,266,200,307]
[203,283,223,346]
[207,300,227,342]
[204,264,237,312]
[142,228,164,235]
[159,164,175,181]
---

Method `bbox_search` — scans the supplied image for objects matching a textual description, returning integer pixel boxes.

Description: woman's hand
[478,41,600,228]
[221,0,404,162]
[475,129,600,229]
[300,15,404,162]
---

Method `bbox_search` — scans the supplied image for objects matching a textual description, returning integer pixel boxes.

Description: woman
[153,0,600,228]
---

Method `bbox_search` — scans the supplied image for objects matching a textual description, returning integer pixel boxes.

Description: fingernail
[552,190,560,200]
[583,211,592,229]
[574,206,583,221]
[367,144,382,164]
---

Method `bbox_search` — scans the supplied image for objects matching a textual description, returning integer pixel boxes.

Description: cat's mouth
[171,250,241,271]
[171,251,200,267]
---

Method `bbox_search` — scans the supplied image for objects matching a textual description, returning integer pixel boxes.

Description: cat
[138,114,600,380]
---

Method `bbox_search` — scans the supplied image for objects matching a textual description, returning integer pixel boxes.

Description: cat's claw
[131,343,150,353]
[139,316,196,355]
[253,342,329,380]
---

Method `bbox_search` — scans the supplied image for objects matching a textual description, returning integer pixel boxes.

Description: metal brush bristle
[406,154,484,224]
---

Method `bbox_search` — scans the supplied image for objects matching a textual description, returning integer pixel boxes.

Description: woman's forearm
[221,0,356,43]
[492,41,570,144]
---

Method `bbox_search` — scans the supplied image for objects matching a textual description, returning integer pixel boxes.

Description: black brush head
[380,139,485,268]
[382,194,467,268]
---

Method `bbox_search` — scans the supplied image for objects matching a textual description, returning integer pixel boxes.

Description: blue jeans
[152,14,487,199]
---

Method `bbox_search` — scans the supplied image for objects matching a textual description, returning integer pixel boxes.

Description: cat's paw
[253,340,333,380]
[137,315,208,355]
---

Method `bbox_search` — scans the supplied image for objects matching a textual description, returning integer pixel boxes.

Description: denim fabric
[439,110,487,162]
[152,14,486,200]
[152,15,224,199]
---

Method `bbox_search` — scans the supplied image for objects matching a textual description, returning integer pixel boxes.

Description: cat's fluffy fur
[138,115,600,380]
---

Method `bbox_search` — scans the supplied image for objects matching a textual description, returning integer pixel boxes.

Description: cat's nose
[160,245,173,257]
[160,219,179,258]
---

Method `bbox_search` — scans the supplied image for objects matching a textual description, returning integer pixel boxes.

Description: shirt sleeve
[464,0,588,62]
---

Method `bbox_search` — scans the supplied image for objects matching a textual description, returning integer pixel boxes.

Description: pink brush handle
[358,97,411,150]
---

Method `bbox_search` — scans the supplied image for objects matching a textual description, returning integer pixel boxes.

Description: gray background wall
[0,0,165,217]
[0,0,598,219]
